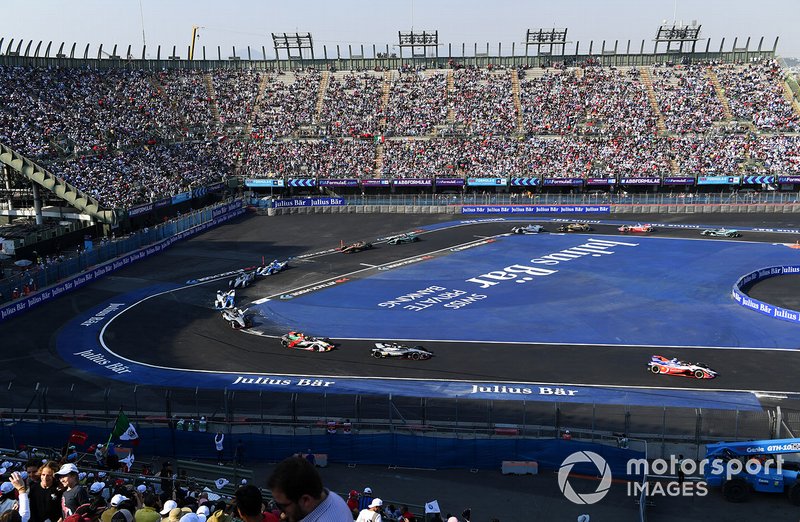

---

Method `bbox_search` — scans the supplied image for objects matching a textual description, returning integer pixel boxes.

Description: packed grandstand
[0,58,799,210]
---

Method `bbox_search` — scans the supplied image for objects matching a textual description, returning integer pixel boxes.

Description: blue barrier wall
[732,265,800,323]
[0,422,642,476]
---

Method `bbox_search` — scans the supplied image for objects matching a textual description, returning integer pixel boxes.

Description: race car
[511,224,545,234]
[221,307,253,329]
[255,259,288,276]
[339,240,373,253]
[214,289,236,310]
[701,228,741,238]
[557,223,593,232]
[229,271,255,289]
[371,342,433,360]
[280,331,334,352]
[618,223,654,233]
[386,233,420,244]
[647,355,717,379]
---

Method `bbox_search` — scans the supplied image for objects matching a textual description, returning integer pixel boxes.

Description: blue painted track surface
[253,234,800,348]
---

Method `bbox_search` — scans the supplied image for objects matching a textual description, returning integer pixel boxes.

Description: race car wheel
[650,365,661,374]
[788,483,800,505]
[372,351,382,358]
[722,478,749,503]
[693,369,705,379]
[411,352,421,360]
[230,321,238,329]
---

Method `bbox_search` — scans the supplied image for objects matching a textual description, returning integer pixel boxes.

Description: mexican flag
[111,410,139,441]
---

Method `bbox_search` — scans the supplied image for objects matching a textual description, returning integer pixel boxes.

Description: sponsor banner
[467,177,507,187]
[272,197,345,208]
[732,265,800,323]
[542,178,584,187]
[318,179,359,187]
[245,178,285,188]
[361,179,391,187]
[742,175,774,185]
[586,178,616,186]
[778,176,800,183]
[128,203,154,217]
[435,178,465,186]
[287,178,316,187]
[207,181,225,193]
[0,202,245,323]
[154,198,172,209]
[663,177,696,185]
[393,178,433,187]
[192,186,208,199]
[698,175,741,185]
[510,177,541,186]
[462,205,610,214]
[620,177,661,186]
[172,191,191,204]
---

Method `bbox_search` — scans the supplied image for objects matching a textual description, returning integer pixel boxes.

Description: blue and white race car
[255,259,288,276]
[511,224,545,234]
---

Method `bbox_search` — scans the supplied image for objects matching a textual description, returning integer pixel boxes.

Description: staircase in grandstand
[510,68,524,133]
[639,67,667,134]
[446,70,455,124]
[244,72,271,136]
[315,71,330,120]
[706,67,735,120]
[203,72,222,126]
[0,142,118,225]
[782,81,800,118]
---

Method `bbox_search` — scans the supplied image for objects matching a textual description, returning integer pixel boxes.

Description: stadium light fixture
[397,30,439,59]
[272,32,314,61]
[524,28,569,57]
[654,22,702,53]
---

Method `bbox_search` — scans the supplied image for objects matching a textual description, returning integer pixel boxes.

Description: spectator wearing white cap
[28,461,61,522]
[355,498,383,522]
[0,481,17,515]
[159,500,178,521]
[195,505,209,522]
[267,456,352,522]
[55,463,88,518]
[101,494,129,522]
[134,492,160,522]
[357,488,373,512]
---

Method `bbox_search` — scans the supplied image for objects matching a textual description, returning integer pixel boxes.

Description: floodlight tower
[272,32,314,62]
[397,30,439,60]
[524,28,569,57]
[654,21,702,53]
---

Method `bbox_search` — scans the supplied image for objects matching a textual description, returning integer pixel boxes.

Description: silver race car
[511,224,545,234]
[371,342,433,360]
[701,228,741,238]
[386,233,420,244]
[221,307,253,329]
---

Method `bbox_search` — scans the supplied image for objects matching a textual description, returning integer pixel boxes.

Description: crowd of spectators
[250,70,321,138]
[317,72,384,138]
[211,71,262,129]
[650,64,726,133]
[236,139,376,179]
[452,68,517,135]
[383,71,449,136]
[716,59,800,131]
[0,446,484,522]
[2,59,800,209]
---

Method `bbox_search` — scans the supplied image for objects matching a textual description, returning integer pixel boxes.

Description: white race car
[281,331,334,352]
[371,342,433,360]
[214,289,236,310]
[511,224,545,234]
[221,307,252,329]
[230,271,256,289]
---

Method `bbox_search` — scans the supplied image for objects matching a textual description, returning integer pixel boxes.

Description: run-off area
[251,234,800,348]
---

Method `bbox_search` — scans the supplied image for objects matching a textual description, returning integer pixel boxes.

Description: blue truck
[704,438,800,503]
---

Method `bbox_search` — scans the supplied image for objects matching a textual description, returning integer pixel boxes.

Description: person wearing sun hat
[55,463,88,518]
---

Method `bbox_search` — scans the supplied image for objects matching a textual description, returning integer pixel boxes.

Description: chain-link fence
[1,381,775,460]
